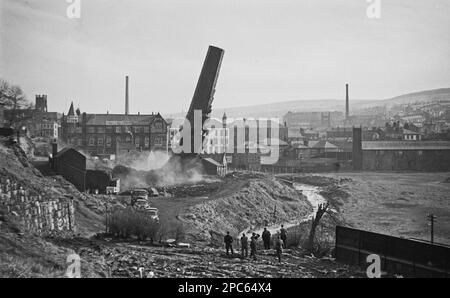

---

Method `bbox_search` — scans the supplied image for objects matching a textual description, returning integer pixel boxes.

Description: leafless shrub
[173,224,185,242]
[107,207,160,241]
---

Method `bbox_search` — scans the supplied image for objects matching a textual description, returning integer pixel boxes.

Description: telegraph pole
[105,203,108,234]
[427,214,436,244]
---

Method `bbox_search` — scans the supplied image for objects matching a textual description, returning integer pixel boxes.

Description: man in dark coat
[224,231,234,256]
[280,225,287,248]
[275,235,284,263]
[262,227,271,250]
[250,233,260,261]
[240,233,248,258]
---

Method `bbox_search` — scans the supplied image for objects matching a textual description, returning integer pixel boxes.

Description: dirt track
[149,174,312,245]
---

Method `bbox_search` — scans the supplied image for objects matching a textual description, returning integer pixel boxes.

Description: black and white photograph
[0,0,449,285]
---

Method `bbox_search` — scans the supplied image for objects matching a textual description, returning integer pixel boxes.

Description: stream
[240,183,327,237]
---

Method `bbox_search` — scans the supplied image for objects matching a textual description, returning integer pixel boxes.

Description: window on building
[153,120,163,131]
[134,126,141,133]
[106,137,111,147]
[115,126,121,133]
[88,127,95,133]
[126,136,131,143]
[154,136,163,145]
[125,126,131,133]
[144,137,150,148]
[106,126,113,133]
[97,127,105,134]
[98,138,104,146]
[135,137,140,147]
[144,126,150,133]
[89,138,95,146]
[77,139,82,146]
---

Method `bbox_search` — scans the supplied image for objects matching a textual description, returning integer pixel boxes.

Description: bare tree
[0,79,32,126]
[306,202,330,253]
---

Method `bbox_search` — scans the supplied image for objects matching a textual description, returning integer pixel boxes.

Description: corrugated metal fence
[335,226,450,277]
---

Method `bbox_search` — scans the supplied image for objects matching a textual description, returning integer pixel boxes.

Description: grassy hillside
[165,87,449,119]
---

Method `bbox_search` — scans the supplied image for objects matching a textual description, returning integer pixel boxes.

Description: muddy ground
[279,172,450,246]
[319,172,450,245]
[44,236,362,278]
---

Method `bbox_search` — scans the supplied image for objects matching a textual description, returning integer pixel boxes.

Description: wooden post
[427,214,435,244]
[105,203,108,234]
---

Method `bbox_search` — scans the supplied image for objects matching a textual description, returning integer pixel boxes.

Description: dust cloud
[112,151,206,190]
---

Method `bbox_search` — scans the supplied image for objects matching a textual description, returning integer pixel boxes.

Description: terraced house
[61,102,168,157]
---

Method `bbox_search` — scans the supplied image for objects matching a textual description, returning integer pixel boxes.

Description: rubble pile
[159,181,222,198]
[52,237,361,278]
[179,177,312,244]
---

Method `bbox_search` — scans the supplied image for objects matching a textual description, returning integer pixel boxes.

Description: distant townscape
[1,79,450,175]
[1,45,449,279]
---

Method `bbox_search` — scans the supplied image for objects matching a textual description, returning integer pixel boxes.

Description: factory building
[352,127,450,171]
[60,77,168,158]
[50,143,119,193]
[283,111,344,129]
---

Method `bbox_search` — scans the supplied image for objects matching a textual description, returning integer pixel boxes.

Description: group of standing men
[223,225,288,263]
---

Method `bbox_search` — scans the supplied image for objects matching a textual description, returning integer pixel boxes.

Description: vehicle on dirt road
[144,207,159,223]
[131,188,149,200]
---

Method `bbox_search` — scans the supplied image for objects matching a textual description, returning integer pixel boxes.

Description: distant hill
[379,88,450,107]
[166,99,380,120]
[164,87,450,120]
[209,99,379,119]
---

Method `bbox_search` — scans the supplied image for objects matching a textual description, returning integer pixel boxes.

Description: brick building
[29,120,59,139]
[3,95,59,134]
[352,127,450,171]
[360,141,450,171]
[53,147,87,191]
[283,111,344,129]
[61,102,168,157]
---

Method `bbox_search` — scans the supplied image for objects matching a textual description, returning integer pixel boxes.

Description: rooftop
[362,141,450,150]
[287,128,304,139]
[311,140,338,149]
[85,113,164,126]
[202,157,223,167]
[403,129,422,135]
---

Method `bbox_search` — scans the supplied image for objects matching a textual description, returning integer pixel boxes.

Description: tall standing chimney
[51,141,58,170]
[125,75,129,115]
[345,83,349,120]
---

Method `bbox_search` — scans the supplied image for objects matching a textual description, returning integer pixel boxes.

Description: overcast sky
[1,0,449,115]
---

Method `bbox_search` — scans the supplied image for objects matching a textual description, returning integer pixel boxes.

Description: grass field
[320,172,450,245]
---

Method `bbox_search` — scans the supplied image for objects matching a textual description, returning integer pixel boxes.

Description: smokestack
[345,83,349,120]
[52,141,58,170]
[125,75,129,115]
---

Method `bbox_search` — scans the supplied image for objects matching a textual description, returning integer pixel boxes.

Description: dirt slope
[179,177,312,244]
[0,139,107,236]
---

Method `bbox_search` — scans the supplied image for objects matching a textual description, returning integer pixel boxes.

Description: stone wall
[0,178,75,234]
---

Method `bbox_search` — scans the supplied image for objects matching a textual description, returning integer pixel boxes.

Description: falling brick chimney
[125,75,129,115]
[345,83,349,120]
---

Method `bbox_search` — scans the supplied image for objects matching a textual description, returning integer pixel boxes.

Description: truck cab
[145,207,159,223]
[131,188,149,200]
